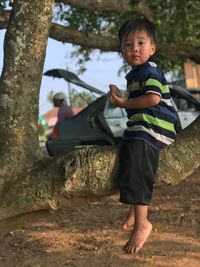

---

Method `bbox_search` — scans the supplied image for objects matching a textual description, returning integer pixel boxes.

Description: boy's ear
[151,44,156,56]
[120,44,125,56]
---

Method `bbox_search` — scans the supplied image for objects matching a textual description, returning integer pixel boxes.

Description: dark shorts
[118,139,159,205]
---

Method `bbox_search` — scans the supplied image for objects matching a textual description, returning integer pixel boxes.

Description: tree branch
[49,23,119,51]
[0,0,154,30]
[1,5,200,64]
[49,23,200,64]
[55,0,154,20]
[159,43,200,64]
[55,0,132,13]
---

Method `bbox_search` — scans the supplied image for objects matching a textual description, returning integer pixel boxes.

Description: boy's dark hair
[118,18,156,44]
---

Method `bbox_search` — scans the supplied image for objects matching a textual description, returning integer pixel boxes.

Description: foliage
[53,3,129,73]
[142,0,200,72]
[53,1,200,75]
[146,0,200,42]
[2,1,200,77]
[70,89,96,108]
[47,90,56,105]
[47,89,96,109]
[38,124,47,141]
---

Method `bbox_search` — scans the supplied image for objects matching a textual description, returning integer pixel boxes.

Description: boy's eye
[139,41,145,45]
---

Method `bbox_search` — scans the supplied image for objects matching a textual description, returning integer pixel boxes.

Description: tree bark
[0,0,54,218]
[157,117,200,185]
[0,117,199,222]
[58,117,200,199]
[49,23,119,51]
[0,0,53,164]
[49,23,200,64]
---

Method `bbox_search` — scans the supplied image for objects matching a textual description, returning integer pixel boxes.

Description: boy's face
[121,30,156,67]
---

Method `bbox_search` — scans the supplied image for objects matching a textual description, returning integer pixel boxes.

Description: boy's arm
[109,92,160,109]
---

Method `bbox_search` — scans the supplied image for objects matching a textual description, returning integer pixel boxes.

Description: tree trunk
[0,0,54,220]
[0,1,54,176]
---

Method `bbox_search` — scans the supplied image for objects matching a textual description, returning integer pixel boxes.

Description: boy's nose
[132,45,138,53]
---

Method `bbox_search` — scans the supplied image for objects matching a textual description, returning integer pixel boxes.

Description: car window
[171,95,197,111]
[104,102,124,118]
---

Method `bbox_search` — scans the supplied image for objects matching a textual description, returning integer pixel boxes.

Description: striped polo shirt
[123,61,177,150]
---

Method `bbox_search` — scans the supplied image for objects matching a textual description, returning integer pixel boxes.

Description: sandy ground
[0,167,200,267]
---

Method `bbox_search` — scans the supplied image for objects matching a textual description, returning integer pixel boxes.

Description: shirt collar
[125,61,157,80]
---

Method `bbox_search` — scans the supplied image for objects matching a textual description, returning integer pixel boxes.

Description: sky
[0,29,126,115]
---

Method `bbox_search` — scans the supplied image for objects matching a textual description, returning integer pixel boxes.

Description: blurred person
[53,92,74,122]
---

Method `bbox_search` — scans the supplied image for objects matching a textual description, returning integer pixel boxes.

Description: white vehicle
[170,86,200,129]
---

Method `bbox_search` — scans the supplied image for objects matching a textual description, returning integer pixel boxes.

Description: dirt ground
[0,168,200,267]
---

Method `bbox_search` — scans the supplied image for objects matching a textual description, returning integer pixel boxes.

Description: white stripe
[145,90,161,97]
[145,93,173,107]
[126,125,174,145]
[148,61,157,67]
[161,98,173,106]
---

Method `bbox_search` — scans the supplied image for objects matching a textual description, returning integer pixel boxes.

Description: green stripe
[127,82,140,92]
[143,78,169,93]
[130,113,176,133]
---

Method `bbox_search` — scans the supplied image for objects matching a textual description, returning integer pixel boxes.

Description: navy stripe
[162,92,171,99]
[127,121,177,139]
[127,106,177,123]
[129,91,142,98]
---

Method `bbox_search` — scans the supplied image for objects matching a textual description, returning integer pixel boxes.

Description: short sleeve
[142,67,166,97]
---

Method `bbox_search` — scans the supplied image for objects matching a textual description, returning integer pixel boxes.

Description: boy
[109,18,177,254]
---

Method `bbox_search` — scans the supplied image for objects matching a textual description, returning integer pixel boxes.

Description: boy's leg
[122,205,135,230]
[123,204,152,254]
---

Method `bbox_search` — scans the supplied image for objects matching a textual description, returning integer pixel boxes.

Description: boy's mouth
[132,55,140,61]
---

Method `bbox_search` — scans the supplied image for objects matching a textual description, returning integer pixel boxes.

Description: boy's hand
[109,84,119,95]
[109,84,127,108]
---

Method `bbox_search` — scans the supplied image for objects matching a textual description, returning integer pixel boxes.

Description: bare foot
[122,208,135,230]
[123,221,152,253]
[122,215,135,230]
